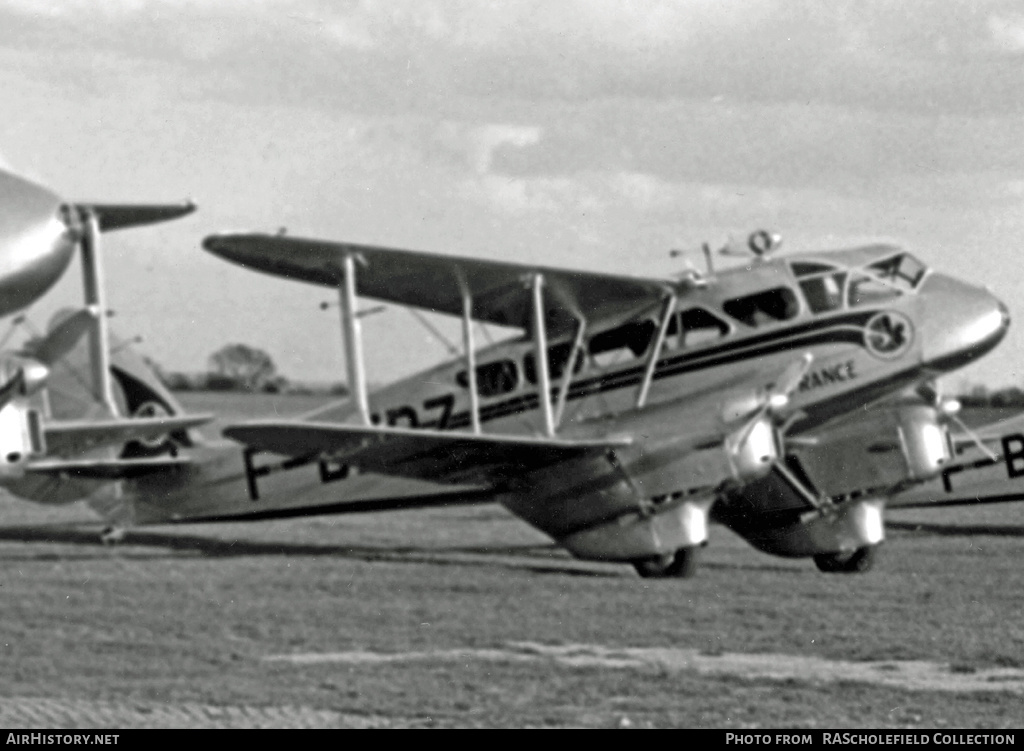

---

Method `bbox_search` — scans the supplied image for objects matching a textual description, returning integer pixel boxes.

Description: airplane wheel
[813,545,877,574]
[633,546,700,579]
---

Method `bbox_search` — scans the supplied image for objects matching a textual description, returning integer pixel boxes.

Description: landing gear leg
[813,545,877,574]
[633,546,701,579]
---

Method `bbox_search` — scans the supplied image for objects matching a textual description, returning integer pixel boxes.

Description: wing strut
[460,281,481,434]
[338,253,370,426]
[555,317,586,428]
[78,208,118,416]
[636,293,677,409]
[532,274,555,437]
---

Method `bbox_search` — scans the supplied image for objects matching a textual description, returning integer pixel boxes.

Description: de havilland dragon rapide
[0,165,1019,578]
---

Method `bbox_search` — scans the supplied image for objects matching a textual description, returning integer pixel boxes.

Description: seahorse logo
[864,311,914,360]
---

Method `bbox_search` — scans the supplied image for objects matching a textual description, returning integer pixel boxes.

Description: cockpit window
[847,253,927,307]
[865,253,927,291]
[723,287,800,327]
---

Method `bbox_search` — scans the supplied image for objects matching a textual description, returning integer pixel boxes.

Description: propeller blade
[916,380,940,405]
[770,353,814,404]
[32,307,99,365]
[949,412,998,462]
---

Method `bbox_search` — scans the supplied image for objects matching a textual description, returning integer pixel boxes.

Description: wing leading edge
[44,414,213,457]
[202,233,674,333]
[224,421,631,486]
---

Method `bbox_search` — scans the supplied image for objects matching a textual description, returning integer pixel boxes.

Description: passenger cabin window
[847,253,926,307]
[666,307,731,348]
[523,341,586,384]
[456,359,519,397]
[588,320,656,369]
[723,287,799,327]
[791,262,847,314]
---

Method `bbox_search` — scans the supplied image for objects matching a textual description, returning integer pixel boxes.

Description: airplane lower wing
[26,456,192,480]
[224,421,631,485]
[45,414,213,457]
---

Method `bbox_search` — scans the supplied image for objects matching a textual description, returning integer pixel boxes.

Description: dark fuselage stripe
[436,312,881,429]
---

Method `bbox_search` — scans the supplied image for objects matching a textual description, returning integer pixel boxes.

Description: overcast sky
[2,0,1023,389]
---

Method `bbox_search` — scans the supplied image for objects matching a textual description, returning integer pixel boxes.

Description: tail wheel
[120,400,175,458]
[813,545,878,574]
[632,546,700,579]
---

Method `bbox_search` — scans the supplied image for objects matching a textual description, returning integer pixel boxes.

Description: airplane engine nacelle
[786,404,951,500]
[727,415,780,484]
[895,404,951,482]
[0,402,44,476]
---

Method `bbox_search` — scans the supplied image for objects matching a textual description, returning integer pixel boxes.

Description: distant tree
[992,387,1024,408]
[208,343,278,391]
[161,371,193,391]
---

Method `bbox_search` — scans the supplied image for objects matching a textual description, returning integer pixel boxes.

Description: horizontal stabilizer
[224,421,630,485]
[203,233,673,332]
[26,455,192,479]
[45,414,213,456]
[78,201,196,232]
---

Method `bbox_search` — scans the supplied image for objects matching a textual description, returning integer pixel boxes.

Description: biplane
[180,230,1010,577]
[0,169,210,503]
[0,179,1016,574]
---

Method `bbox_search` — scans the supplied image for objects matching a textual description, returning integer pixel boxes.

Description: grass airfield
[0,395,1023,728]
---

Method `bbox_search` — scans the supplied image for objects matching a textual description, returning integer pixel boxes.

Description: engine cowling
[895,404,951,481]
[727,413,781,483]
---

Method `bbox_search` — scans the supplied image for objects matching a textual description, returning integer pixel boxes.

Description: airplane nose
[918,274,1010,372]
[0,170,78,317]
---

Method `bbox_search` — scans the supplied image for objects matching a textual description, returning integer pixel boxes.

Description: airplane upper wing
[203,233,675,332]
[224,421,631,486]
[80,201,197,232]
[44,414,213,457]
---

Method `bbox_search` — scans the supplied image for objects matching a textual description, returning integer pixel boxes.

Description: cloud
[3,0,1023,117]
[988,14,1024,53]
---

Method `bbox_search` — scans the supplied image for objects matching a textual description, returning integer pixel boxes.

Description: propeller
[0,307,99,411]
[728,353,813,450]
